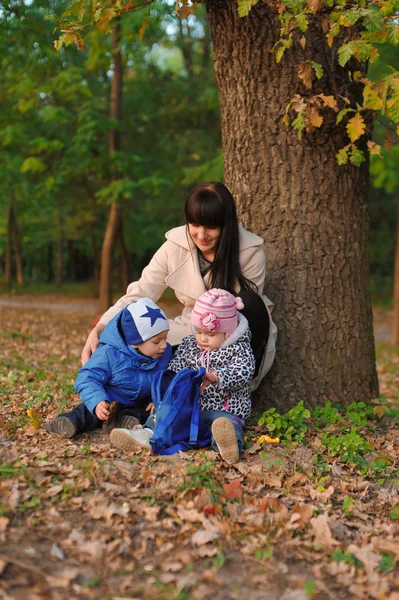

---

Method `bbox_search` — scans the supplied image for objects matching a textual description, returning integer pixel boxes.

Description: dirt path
[0,295,394,342]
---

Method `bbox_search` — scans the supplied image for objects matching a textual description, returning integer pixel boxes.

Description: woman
[82,182,276,389]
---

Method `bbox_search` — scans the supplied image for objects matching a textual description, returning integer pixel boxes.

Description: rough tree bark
[10,202,24,285]
[206,0,378,409]
[392,203,399,345]
[5,196,24,286]
[5,200,12,286]
[98,20,123,313]
[119,218,130,292]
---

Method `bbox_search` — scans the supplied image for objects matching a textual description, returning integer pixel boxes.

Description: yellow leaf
[27,409,41,430]
[258,435,280,444]
[308,107,323,128]
[318,94,338,111]
[346,113,366,142]
[298,62,313,89]
[139,19,148,41]
[299,36,306,49]
[367,140,382,157]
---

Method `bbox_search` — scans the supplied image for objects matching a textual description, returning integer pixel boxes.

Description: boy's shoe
[211,418,239,464]
[44,416,77,439]
[103,402,139,432]
[115,415,140,430]
[110,425,153,453]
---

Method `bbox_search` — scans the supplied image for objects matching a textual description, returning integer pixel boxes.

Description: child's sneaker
[211,417,239,464]
[103,402,139,432]
[44,416,77,439]
[110,425,153,453]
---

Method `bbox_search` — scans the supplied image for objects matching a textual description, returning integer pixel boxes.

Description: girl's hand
[81,326,103,365]
[95,401,110,420]
[146,402,155,414]
[200,371,219,392]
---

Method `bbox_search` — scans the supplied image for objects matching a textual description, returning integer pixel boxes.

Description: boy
[111,289,255,463]
[45,298,172,438]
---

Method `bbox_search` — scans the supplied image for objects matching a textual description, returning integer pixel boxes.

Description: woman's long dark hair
[185,182,257,294]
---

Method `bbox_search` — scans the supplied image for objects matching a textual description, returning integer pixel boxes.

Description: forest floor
[0,296,398,600]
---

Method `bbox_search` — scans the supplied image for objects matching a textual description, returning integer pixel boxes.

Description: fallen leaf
[191,530,219,546]
[224,480,243,501]
[310,513,339,548]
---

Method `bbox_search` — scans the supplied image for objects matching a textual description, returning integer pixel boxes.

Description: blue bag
[150,367,211,455]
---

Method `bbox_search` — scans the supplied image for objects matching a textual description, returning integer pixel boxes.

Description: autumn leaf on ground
[224,480,243,501]
[26,409,41,430]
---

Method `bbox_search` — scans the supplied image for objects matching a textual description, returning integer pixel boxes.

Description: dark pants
[60,397,151,434]
[238,290,270,376]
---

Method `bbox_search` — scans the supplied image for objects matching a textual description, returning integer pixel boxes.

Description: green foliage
[321,427,373,462]
[258,401,311,443]
[331,549,364,569]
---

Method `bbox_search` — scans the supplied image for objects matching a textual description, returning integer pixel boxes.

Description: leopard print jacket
[167,315,255,420]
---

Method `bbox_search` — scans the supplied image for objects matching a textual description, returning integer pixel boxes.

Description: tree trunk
[55,229,64,287]
[98,20,123,313]
[119,218,130,292]
[206,0,378,409]
[391,203,399,345]
[47,243,53,283]
[9,202,24,285]
[5,200,12,286]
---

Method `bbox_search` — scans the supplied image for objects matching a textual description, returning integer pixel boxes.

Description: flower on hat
[199,312,220,332]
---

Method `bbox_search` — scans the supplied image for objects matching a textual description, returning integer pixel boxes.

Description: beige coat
[100,225,277,388]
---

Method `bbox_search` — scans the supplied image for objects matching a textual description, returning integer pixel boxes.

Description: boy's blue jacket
[74,311,172,415]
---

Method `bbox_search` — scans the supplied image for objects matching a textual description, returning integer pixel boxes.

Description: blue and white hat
[120,298,169,345]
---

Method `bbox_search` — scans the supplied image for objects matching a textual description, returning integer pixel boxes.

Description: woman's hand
[81,325,104,365]
[95,401,110,420]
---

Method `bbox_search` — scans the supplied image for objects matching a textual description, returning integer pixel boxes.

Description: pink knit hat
[191,288,244,336]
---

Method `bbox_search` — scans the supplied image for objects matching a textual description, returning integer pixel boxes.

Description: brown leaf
[309,485,334,503]
[308,107,323,128]
[224,480,243,501]
[298,62,313,89]
[310,513,339,548]
[191,530,220,546]
[306,0,322,12]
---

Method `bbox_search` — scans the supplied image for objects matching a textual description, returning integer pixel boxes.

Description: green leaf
[379,554,394,572]
[310,61,324,79]
[337,145,350,165]
[275,38,293,63]
[295,14,309,32]
[338,42,355,67]
[349,146,366,166]
[292,111,306,140]
[20,157,47,174]
[237,0,260,17]
[390,505,399,519]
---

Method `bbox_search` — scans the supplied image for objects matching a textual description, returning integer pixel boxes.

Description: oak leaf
[308,107,323,128]
[191,529,219,546]
[310,512,339,547]
[224,480,243,501]
[298,62,313,89]
[346,112,366,142]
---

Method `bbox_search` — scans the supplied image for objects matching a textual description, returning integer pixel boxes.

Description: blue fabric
[60,397,151,433]
[201,410,245,454]
[150,368,211,455]
[74,310,172,415]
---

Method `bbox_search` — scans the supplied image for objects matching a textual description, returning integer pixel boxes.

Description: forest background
[1,0,398,309]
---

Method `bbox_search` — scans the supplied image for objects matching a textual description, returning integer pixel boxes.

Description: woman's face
[188,224,221,256]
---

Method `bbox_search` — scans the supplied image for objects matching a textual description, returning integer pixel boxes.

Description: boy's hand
[95,401,110,420]
[200,371,219,392]
[146,402,155,414]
